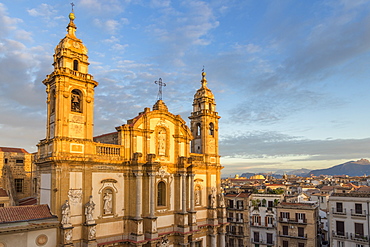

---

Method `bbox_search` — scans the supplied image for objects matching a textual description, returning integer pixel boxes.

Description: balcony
[351,209,366,217]
[227,218,244,223]
[279,231,307,240]
[332,230,348,239]
[332,207,347,215]
[278,217,307,224]
[350,233,368,242]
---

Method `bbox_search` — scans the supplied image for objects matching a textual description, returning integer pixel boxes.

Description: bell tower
[189,70,220,156]
[43,11,98,145]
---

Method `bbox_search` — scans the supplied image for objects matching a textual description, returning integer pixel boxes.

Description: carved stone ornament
[36,234,48,246]
[156,236,169,247]
[68,189,82,204]
[219,192,225,208]
[64,229,73,243]
[210,187,217,209]
[157,166,170,178]
[88,226,96,240]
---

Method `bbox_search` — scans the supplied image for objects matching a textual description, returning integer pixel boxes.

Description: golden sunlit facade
[35,12,226,247]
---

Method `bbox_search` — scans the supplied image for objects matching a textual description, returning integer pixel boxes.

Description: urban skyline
[1,0,370,176]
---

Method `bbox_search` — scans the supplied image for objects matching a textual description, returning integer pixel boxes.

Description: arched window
[50,89,55,114]
[71,89,82,113]
[209,103,212,111]
[157,181,166,206]
[196,123,201,136]
[102,188,114,215]
[198,103,201,111]
[209,122,214,136]
[73,60,79,71]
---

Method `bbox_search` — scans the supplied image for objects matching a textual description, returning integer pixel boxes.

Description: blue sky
[1,0,370,176]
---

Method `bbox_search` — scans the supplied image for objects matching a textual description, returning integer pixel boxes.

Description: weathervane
[155,78,166,100]
[71,2,75,12]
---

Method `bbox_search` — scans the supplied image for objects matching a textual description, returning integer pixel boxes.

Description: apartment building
[249,194,283,247]
[225,192,251,247]
[277,202,319,247]
[329,192,370,247]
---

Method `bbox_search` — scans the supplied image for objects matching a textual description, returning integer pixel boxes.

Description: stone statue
[219,191,225,207]
[103,191,112,214]
[210,187,216,208]
[195,189,200,205]
[85,195,95,223]
[61,200,71,225]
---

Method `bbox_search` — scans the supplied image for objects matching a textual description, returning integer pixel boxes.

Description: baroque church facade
[35,12,226,247]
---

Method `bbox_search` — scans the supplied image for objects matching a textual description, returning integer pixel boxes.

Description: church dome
[55,12,87,55]
[250,174,265,179]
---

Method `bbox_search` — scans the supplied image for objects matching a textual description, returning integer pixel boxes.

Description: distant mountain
[287,168,311,176]
[240,172,256,178]
[307,159,370,177]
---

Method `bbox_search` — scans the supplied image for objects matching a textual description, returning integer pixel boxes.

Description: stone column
[210,234,216,246]
[189,174,195,212]
[219,231,226,247]
[135,172,143,219]
[148,172,155,217]
[181,173,187,213]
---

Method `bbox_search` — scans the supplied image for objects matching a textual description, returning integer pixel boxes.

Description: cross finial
[155,78,166,101]
[71,2,75,12]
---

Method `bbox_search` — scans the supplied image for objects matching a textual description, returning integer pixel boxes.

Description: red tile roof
[18,196,37,206]
[0,205,55,223]
[0,147,28,154]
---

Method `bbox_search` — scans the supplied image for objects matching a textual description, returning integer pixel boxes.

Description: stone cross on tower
[155,78,166,100]
[71,2,75,12]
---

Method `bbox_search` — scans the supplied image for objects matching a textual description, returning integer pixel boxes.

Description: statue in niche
[103,190,113,214]
[158,129,166,156]
[61,200,71,225]
[71,90,81,112]
[195,188,200,205]
[85,195,95,223]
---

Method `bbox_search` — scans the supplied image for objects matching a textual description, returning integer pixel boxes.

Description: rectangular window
[336,221,345,236]
[253,231,259,242]
[337,241,344,247]
[15,159,24,164]
[336,202,343,213]
[355,203,363,214]
[229,238,234,247]
[355,223,364,238]
[283,225,289,235]
[33,178,37,194]
[283,240,289,247]
[4,158,8,164]
[236,200,243,209]
[296,213,306,220]
[0,203,4,207]
[268,200,273,207]
[237,213,243,221]
[238,239,243,247]
[238,226,243,235]
[266,233,273,244]
[298,227,305,237]
[298,243,305,247]
[267,216,273,225]
[14,179,24,193]
[229,199,234,208]
[281,212,290,220]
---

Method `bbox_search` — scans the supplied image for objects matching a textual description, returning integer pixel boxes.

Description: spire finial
[155,78,166,101]
[69,3,75,21]
[201,66,207,87]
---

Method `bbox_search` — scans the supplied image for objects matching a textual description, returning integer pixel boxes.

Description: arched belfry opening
[73,60,79,71]
[71,89,82,113]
